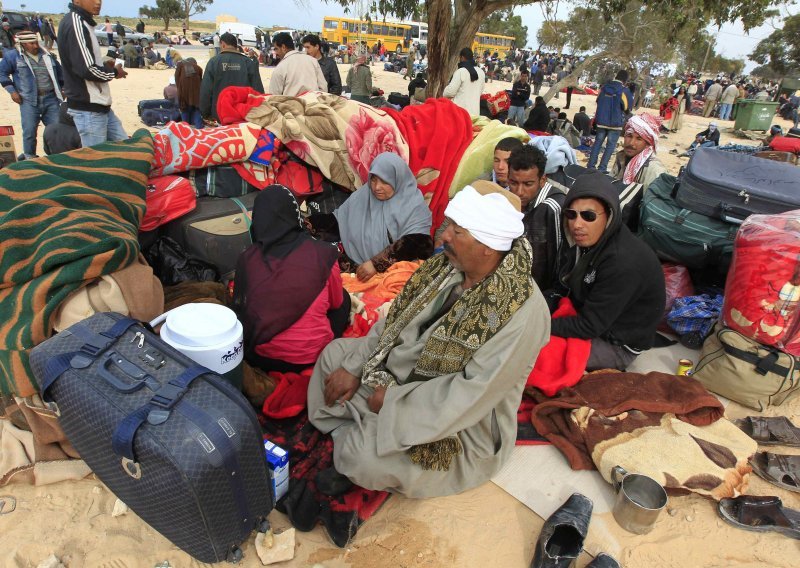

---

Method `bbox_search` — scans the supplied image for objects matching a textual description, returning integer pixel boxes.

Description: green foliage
[479,9,529,47]
[139,0,183,30]
[181,0,213,25]
[750,13,800,76]
[536,20,568,52]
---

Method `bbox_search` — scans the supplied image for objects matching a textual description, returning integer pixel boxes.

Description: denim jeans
[507,105,525,127]
[719,102,733,121]
[587,127,621,173]
[67,108,128,148]
[688,140,716,153]
[181,106,204,129]
[20,92,60,157]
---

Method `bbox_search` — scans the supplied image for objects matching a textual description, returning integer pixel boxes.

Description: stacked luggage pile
[634,147,800,411]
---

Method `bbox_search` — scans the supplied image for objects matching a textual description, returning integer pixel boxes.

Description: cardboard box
[0,126,17,169]
[264,440,289,504]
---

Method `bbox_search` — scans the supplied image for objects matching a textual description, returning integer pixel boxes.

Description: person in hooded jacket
[546,172,665,371]
[43,101,82,155]
[233,185,350,374]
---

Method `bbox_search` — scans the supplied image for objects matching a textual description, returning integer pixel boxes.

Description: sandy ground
[1,48,800,567]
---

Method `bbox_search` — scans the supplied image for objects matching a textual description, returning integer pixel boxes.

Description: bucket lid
[164,303,239,347]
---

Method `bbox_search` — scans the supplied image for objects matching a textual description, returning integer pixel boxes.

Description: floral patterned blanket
[237,90,409,190]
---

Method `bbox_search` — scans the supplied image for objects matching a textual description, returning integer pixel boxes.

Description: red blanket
[384,99,474,234]
[526,298,591,396]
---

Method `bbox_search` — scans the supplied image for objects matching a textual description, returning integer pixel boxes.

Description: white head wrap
[444,185,524,251]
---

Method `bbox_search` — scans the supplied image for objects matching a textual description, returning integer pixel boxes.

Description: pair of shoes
[530,493,622,567]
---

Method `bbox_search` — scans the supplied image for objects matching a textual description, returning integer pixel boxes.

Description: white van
[218,22,267,48]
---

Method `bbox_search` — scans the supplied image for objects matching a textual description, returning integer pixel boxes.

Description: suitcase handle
[98,351,150,393]
[720,204,749,224]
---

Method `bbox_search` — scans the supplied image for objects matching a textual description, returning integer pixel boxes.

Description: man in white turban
[306,183,550,498]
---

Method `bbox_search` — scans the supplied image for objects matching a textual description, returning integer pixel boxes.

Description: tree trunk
[541,52,609,104]
[425,0,453,97]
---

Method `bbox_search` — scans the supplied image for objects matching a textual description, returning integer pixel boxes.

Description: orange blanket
[341,261,421,300]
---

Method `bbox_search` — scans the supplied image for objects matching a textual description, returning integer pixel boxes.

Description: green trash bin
[733,100,779,132]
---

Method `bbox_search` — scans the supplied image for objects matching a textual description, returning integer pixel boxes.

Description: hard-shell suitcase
[29,312,272,563]
[638,173,737,270]
[674,147,800,224]
[161,193,257,280]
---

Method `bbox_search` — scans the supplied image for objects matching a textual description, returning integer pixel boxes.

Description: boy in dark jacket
[507,71,530,127]
[587,70,632,173]
[547,172,665,371]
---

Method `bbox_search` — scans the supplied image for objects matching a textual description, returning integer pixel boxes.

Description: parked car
[199,33,214,46]
[1,11,30,33]
[94,24,154,47]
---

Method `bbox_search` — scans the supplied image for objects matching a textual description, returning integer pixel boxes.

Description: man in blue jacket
[0,31,64,159]
[587,70,632,174]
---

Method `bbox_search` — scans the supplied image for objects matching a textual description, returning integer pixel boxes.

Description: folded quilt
[530,372,756,499]
[0,131,153,396]
[238,89,409,190]
[150,121,261,177]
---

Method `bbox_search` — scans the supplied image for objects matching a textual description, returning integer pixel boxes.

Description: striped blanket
[0,130,154,397]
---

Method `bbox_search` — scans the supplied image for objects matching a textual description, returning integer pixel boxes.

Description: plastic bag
[659,263,694,332]
[141,175,196,232]
[144,236,220,286]
[722,210,800,356]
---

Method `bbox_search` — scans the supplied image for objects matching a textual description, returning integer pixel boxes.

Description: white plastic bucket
[151,303,244,389]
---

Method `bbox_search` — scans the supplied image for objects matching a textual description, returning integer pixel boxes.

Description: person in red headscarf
[609,113,667,192]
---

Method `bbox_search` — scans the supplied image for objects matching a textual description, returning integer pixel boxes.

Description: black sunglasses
[564,209,605,222]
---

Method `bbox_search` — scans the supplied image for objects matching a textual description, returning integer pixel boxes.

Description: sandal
[733,416,800,447]
[718,495,800,540]
[750,452,800,493]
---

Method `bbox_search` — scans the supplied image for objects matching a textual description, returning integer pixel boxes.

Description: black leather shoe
[530,493,593,568]
[586,553,621,568]
[315,467,354,496]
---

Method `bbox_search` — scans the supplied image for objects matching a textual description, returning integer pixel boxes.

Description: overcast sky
[12,0,788,70]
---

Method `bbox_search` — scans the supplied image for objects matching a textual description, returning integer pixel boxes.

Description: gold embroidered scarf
[361,238,535,470]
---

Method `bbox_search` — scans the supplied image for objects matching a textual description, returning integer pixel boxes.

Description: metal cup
[611,465,668,534]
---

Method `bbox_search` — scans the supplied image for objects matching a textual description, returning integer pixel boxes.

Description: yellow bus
[322,17,411,53]
[473,33,515,58]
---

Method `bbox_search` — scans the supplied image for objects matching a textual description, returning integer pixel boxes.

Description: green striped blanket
[0,130,154,397]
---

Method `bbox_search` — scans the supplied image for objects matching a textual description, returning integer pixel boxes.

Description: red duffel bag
[722,210,800,356]
[141,175,197,232]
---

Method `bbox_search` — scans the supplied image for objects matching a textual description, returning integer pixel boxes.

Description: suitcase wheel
[226,546,244,564]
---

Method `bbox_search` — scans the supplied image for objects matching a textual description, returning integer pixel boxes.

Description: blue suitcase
[29,312,272,563]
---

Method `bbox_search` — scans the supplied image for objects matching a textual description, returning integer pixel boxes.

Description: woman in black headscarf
[233,185,350,373]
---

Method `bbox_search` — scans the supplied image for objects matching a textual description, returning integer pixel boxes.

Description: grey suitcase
[161,193,257,280]
[674,147,800,224]
[29,312,272,563]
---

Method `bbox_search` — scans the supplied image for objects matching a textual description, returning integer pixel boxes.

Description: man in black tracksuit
[507,145,566,291]
[547,172,665,371]
[58,0,128,147]
[199,32,263,121]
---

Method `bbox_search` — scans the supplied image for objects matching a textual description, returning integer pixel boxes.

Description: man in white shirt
[268,32,327,96]
[442,47,485,116]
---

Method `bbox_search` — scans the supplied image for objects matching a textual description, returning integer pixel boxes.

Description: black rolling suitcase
[29,312,272,564]
[138,98,176,116]
[674,147,800,224]
[161,193,257,280]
